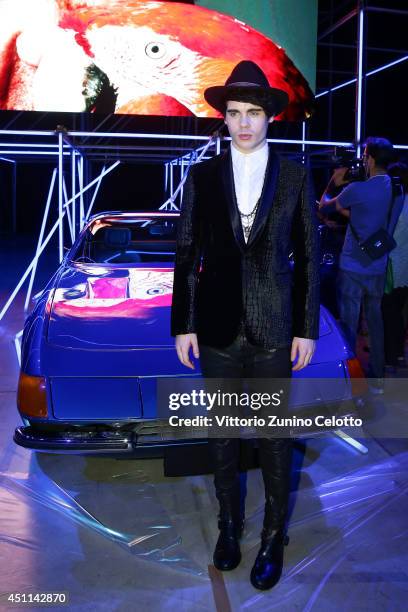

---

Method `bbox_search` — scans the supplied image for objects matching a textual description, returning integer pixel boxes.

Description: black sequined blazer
[171,145,320,349]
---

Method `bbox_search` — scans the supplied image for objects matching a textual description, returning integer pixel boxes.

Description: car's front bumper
[14,426,136,453]
[13,421,209,457]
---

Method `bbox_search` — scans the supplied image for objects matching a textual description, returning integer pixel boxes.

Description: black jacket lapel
[221,148,246,252]
[221,145,280,252]
[246,147,280,248]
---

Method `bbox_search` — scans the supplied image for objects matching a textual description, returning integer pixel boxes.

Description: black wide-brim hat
[204,60,289,117]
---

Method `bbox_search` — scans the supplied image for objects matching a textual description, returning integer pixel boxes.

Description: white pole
[71,149,76,238]
[356,7,364,157]
[78,155,84,229]
[63,177,74,243]
[24,169,57,311]
[58,131,64,262]
[85,164,107,220]
[164,163,168,194]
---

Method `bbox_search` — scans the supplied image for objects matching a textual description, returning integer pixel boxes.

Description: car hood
[47,264,174,349]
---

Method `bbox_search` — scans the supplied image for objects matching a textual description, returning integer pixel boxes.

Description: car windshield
[71,216,177,264]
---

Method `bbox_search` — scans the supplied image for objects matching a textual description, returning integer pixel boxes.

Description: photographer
[319,137,403,393]
[382,162,408,370]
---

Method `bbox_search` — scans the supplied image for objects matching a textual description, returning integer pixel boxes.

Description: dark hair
[364,137,394,169]
[388,162,408,194]
[223,87,275,118]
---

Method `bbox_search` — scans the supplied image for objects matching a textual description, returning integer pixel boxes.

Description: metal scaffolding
[0,1,407,325]
[316,1,408,150]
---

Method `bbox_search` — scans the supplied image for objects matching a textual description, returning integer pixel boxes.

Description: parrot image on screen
[0,0,314,119]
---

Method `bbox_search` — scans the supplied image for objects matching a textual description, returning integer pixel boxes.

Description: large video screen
[0,0,317,120]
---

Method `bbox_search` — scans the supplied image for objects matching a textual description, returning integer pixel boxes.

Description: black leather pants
[199,330,293,530]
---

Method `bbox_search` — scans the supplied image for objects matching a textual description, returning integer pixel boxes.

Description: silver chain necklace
[240,198,261,241]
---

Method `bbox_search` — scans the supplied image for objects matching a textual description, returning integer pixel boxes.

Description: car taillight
[346,358,368,396]
[17,373,48,417]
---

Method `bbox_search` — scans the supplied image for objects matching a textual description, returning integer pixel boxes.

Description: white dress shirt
[231,142,269,242]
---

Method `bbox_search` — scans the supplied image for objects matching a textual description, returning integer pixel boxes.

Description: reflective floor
[1,239,408,611]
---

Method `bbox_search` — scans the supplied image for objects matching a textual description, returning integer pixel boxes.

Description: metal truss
[0,131,120,321]
[162,135,221,210]
[0,130,224,323]
[317,1,408,153]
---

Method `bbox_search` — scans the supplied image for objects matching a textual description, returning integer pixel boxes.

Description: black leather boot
[250,527,289,590]
[250,437,293,588]
[209,438,245,571]
[213,509,244,571]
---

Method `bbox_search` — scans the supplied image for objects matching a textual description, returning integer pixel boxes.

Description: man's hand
[175,333,199,370]
[291,337,316,371]
[331,167,350,187]
[319,167,350,212]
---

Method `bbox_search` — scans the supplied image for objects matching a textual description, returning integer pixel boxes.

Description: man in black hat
[171,61,320,590]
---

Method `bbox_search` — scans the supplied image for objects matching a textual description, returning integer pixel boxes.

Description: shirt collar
[367,174,388,180]
[231,141,269,166]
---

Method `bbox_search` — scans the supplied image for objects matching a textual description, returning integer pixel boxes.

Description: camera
[332,146,366,182]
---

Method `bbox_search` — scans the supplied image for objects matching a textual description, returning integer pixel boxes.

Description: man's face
[224,100,274,153]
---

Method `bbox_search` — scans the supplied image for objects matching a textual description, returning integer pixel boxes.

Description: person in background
[382,162,408,370]
[319,137,403,393]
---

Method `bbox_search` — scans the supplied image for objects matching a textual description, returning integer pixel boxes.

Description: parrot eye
[145,42,166,59]
[147,287,164,295]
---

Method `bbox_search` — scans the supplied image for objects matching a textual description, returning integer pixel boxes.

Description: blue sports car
[15,212,365,455]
